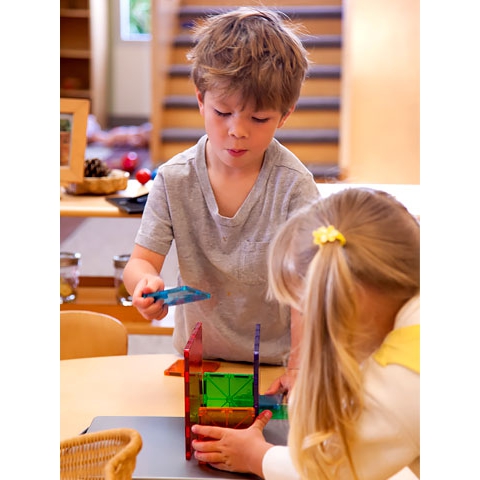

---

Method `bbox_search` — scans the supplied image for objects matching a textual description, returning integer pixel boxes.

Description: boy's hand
[192,410,273,477]
[263,369,298,399]
[132,275,168,321]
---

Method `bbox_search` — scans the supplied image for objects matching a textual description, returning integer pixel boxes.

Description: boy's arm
[264,307,302,396]
[287,307,302,371]
[123,244,165,293]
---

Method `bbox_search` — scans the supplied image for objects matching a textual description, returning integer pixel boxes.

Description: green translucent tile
[203,372,254,407]
[260,404,289,420]
[259,394,289,420]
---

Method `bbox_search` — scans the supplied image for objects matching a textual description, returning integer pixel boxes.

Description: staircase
[150,0,343,181]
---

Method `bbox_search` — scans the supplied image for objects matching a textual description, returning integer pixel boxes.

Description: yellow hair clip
[312,225,346,247]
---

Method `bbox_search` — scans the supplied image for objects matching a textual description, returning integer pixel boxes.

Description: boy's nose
[228,118,248,139]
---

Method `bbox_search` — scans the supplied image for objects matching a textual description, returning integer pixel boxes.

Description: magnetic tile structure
[183,321,286,460]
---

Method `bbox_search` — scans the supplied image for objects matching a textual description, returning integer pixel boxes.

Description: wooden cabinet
[60,181,174,335]
[60,277,174,335]
[60,0,109,127]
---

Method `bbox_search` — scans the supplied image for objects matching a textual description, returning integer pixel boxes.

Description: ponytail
[289,243,362,479]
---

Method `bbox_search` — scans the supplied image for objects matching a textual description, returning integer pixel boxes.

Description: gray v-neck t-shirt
[135,135,319,364]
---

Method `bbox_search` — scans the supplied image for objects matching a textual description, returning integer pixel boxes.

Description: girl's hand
[191,410,274,477]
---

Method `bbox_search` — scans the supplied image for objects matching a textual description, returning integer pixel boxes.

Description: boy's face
[196,88,292,171]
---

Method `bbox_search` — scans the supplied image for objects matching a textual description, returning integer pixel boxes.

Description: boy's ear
[195,88,205,115]
[278,105,295,128]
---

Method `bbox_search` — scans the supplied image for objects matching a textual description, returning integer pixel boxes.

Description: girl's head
[187,7,310,117]
[269,187,420,318]
[268,188,420,478]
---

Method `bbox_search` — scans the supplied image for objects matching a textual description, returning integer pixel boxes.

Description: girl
[192,187,420,479]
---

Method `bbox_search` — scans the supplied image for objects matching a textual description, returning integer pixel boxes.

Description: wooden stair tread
[301,35,342,48]
[173,32,341,48]
[296,96,340,109]
[307,65,341,78]
[164,95,340,110]
[276,129,339,142]
[305,163,341,179]
[160,127,338,143]
[169,64,341,78]
[178,6,342,19]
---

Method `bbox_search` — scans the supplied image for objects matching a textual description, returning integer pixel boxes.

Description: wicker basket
[67,169,130,195]
[60,428,142,480]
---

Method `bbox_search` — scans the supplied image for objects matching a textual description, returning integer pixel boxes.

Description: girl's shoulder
[373,295,420,373]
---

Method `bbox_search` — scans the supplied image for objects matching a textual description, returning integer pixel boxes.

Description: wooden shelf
[60,1,108,126]
[60,180,149,217]
[60,88,91,99]
[60,182,167,336]
[60,8,90,18]
[60,48,91,59]
[60,277,174,336]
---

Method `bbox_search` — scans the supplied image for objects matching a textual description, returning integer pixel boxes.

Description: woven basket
[67,169,129,195]
[60,428,142,480]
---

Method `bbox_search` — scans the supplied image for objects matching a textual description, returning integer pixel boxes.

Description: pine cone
[84,158,111,177]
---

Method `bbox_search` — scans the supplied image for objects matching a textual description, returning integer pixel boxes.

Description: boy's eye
[213,109,270,123]
[253,117,269,123]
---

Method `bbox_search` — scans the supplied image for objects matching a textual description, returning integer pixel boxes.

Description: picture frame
[60,98,89,184]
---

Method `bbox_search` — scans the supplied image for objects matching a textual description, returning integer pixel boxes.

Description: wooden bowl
[67,169,129,195]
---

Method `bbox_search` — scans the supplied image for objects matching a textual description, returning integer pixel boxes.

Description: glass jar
[60,251,81,303]
[113,254,132,306]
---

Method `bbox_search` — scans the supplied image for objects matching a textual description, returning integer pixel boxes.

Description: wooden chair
[60,310,128,360]
[60,428,142,479]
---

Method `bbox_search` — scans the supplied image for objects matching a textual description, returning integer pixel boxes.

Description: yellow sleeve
[373,325,420,374]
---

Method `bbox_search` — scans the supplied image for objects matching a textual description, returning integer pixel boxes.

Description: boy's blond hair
[187,7,310,116]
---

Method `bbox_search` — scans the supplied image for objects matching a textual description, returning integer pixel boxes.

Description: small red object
[121,151,138,173]
[135,168,152,185]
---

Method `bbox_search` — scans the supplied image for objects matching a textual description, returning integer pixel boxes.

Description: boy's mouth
[227,149,247,157]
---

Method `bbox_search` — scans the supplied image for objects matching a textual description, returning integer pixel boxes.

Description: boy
[124,7,319,368]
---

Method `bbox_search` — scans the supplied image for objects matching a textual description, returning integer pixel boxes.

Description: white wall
[108,0,151,120]
[339,0,420,184]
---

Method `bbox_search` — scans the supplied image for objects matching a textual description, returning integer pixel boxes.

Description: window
[120,0,151,41]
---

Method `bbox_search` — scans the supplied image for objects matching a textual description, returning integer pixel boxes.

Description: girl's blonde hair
[268,188,420,479]
[187,7,310,116]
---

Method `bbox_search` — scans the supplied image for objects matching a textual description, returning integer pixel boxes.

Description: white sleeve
[350,360,420,480]
[262,445,300,480]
